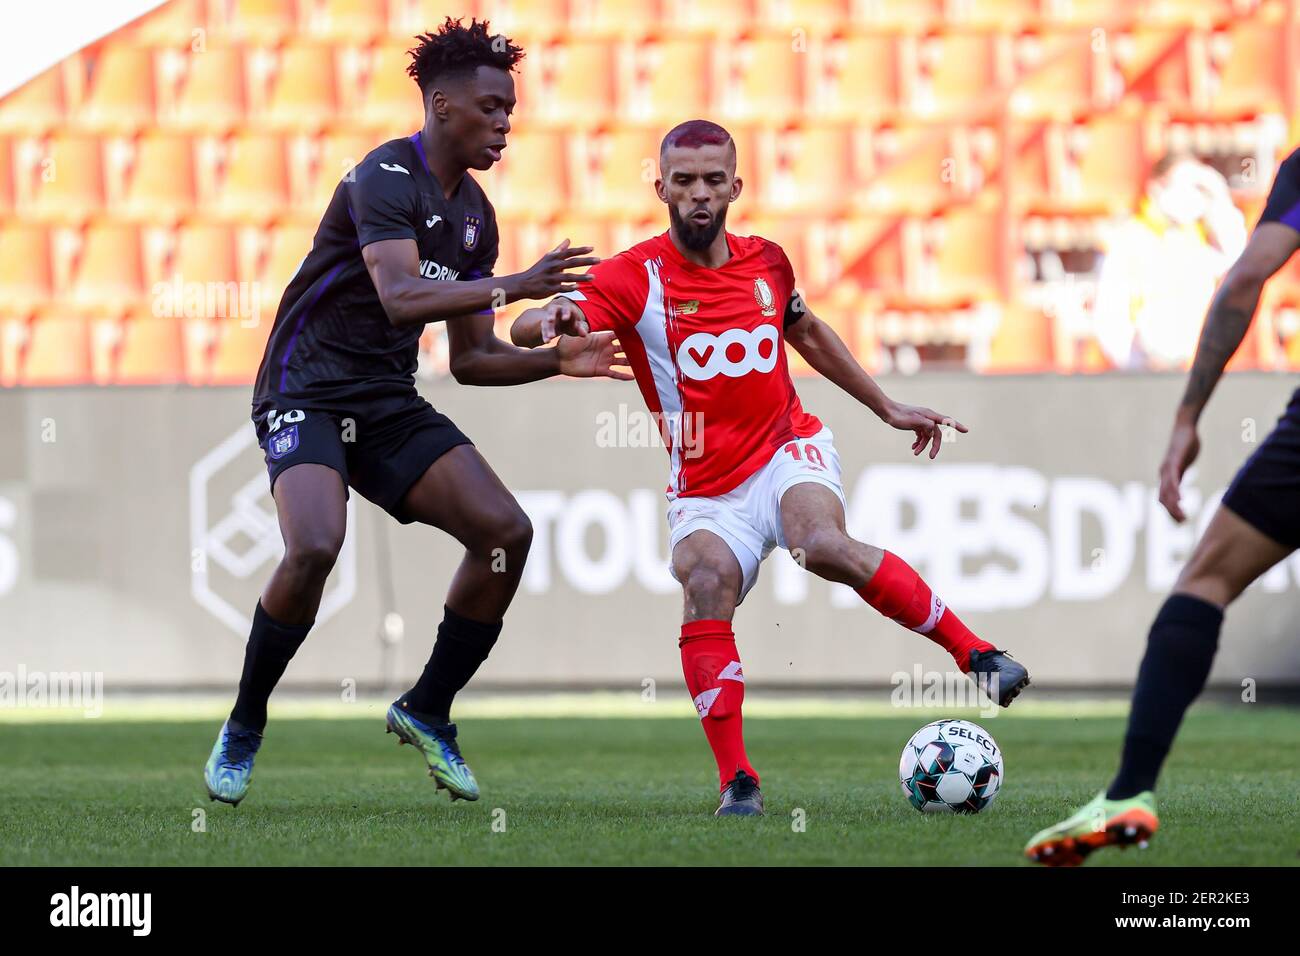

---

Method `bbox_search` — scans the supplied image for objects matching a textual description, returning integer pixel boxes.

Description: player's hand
[882,401,968,459]
[556,331,633,381]
[516,239,601,299]
[1158,417,1201,522]
[539,296,589,343]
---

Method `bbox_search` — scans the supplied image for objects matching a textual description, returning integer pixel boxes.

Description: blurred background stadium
[1,0,1298,695]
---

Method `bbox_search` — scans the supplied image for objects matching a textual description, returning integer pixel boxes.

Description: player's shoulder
[732,231,793,273]
[353,136,421,186]
[459,171,497,219]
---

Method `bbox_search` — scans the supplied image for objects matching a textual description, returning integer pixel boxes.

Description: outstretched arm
[1158,223,1300,520]
[785,305,967,458]
[362,238,599,329]
[449,312,630,386]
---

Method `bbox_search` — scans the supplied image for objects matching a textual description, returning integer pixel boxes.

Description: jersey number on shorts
[783,441,826,471]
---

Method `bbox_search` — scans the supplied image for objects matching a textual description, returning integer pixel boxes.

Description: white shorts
[667,426,848,602]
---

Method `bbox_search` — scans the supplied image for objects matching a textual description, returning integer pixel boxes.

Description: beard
[670,203,727,251]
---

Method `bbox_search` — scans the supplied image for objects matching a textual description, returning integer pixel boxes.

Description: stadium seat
[983,304,1053,372]
[1204,22,1287,116]
[853,126,970,215]
[208,134,290,223]
[1009,31,1108,120]
[621,39,712,126]
[1113,27,1194,111]
[172,224,240,300]
[754,124,852,216]
[295,132,374,217]
[806,34,899,123]
[1050,117,1146,214]
[906,33,1001,121]
[476,130,568,218]
[209,317,271,384]
[569,128,667,220]
[350,44,423,135]
[476,0,573,42]
[849,0,943,31]
[528,39,618,129]
[661,0,755,37]
[18,315,93,386]
[114,314,187,384]
[909,211,1002,303]
[755,0,849,35]
[125,0,213,46]
[112,133,197,223]
[261,44,339,133]
[714,35,803,126]
[300,0,391,43]
[20,134,105,223]
[0,225,53,315]
[159,47,247,133]
[63,223,145,315]
[0,139,15,219]
[74,46,156,134]
[0,63,67,136]
[568,0,663,40]
[222,0,300,45]
[254,224,316,316]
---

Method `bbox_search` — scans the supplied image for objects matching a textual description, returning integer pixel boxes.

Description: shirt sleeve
[765,240,806,328]
[345,155,420,248]
[556,254,643,333]
[1257,149,1300,231]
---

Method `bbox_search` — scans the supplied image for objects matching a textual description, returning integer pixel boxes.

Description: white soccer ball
[898,719,1003,814]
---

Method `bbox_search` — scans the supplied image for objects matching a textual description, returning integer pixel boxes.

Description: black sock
[403,606,502,722]
[1107,594,1223,800]
[229,601,313,733]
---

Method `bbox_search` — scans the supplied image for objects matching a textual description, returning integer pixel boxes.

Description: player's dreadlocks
[406,17,524,95]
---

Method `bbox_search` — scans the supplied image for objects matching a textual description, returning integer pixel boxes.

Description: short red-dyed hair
[659,119,736,171]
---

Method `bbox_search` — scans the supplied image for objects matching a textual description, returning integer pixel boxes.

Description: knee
[483,508,533,561]
[788,528,846,574]
[282,532,343,581]
[680,560,738,611]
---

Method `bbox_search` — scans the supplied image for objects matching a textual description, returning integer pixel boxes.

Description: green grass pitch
[1,702,1296,866]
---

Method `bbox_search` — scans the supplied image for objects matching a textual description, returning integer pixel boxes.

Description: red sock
[679,620,757,791]
[855,551,994,672]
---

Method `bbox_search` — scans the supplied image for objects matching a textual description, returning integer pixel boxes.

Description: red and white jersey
[562,230,822,499]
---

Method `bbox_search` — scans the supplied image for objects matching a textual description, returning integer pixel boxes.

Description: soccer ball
[898,719,1003,814]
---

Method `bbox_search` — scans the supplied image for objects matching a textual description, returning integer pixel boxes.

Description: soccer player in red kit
[512,120,1030,816]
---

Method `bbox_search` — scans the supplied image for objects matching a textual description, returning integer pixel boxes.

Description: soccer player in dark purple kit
[203,19,629,806]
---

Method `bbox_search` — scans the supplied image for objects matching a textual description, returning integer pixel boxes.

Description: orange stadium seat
[254,224,315,315]
[295,132,375,217]
[911,211,1002,303]
[159,47,247,133]
[1204,22,1287,116]
[209,134,290,223]
[209,317,271,384]
[621,39,712,126]
[660,0,755,37]
[112,133,197,223]
[1010,30,1108,120]
[839,215,906,295]
[849,0,943,31]
[714,35,803,126]
[351,44,424,135]
[0,138,14,217]
[0,63,68,136]
[222,0,300,44]
[756,0,849,35]
[124,0,213,45]
[1114,27,1194,111]
[754,124,853,216]
[475,130,567,218]
[172,224,240,295]
[0,225,53,315]
[261,44,339,132]
[528,39,618,129]
[114,314,187,384]
[1050,116,1146,214]
[906,33,1001,121]
[63,223,145,315]
[568,0,663,40]
[569,127,668,219]
[984,305,1053,372]
[853,127,965,215]
[74,46,156,134]
[18,315,92,386]
[20,134,104,223]
[475,0,573,43]
[300,0,391,43]
[806,34,900,123]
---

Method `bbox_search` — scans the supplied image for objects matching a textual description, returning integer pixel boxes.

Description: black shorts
[252,391,472,524]
[1221,388,1300,549]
